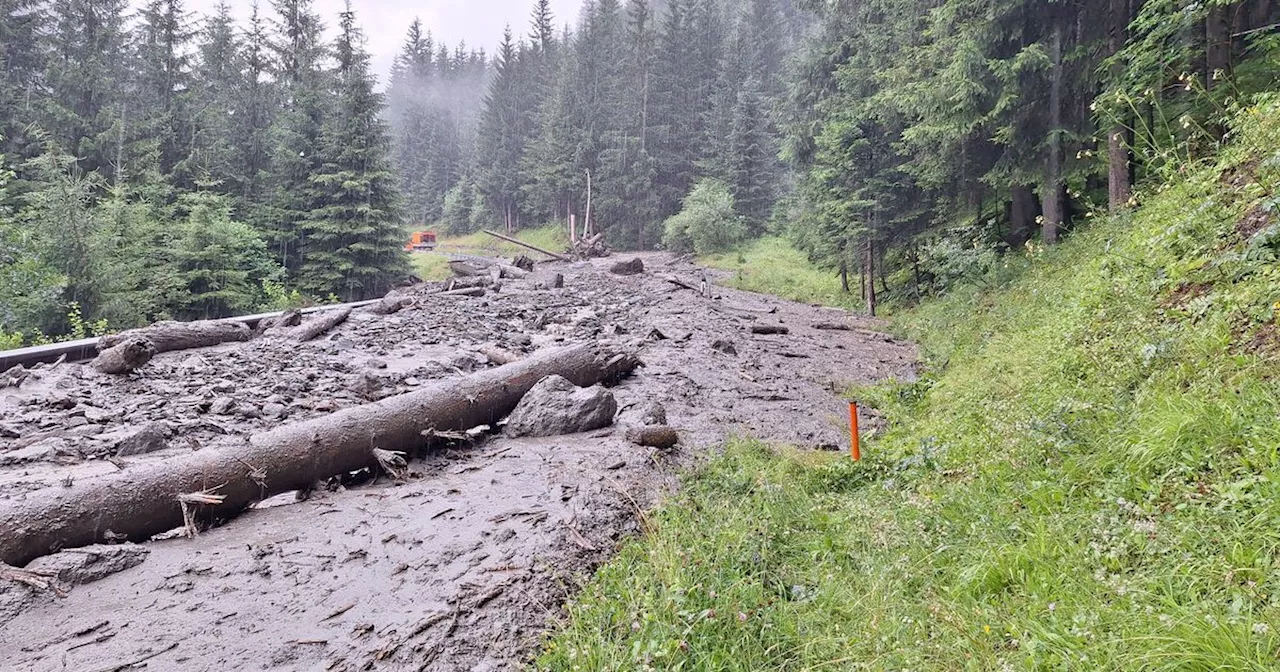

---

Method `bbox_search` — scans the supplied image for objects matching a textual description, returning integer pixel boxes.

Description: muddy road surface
[0,253,915,671]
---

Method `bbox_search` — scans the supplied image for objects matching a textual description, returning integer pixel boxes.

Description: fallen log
[366,292,414,316]
[498,264,528,279]
[482,229,570,262]
[254,309,302,337]
[750,325,790,335]
[0,343,640,567]
[439,286,486,298]
[93,338,157,374]
[811,322,853,331]
[445,276,494,291]
[659,274,699,292]
[475,343,522,365]
[448,260,487,277]
[99,320,250,354]
[293,307,352,342]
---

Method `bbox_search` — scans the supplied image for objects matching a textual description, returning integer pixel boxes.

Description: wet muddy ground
[0,253,916,671]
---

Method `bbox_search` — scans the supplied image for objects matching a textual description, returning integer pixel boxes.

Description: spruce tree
[265,0,327,271]
[42,0,131,182]
[298,3,408,300]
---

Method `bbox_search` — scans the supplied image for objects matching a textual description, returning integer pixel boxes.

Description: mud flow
[0,253,915,671]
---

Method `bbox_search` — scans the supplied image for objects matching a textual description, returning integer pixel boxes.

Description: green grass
[702,237,865,311]
[535,99,1280,669]
[409,225,570,282]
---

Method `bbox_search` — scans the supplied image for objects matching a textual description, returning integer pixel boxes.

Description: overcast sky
[182,0,586,85]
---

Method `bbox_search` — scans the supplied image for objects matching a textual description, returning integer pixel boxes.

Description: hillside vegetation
[535,96,1280,670]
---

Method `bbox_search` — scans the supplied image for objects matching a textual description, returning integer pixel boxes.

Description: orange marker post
[848,400,861,461]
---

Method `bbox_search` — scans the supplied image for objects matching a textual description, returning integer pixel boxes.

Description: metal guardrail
[0,300,381,371]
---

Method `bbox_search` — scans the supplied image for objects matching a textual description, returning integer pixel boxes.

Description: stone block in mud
[505,374,617,438]
[610,258,645,275]
[115,422,170,457]
[636,401,667,426]
[25,543,149,585]
[626,425,679,449]
[711,339,738,356]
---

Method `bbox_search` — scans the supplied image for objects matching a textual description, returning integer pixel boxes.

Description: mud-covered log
[750,325,789,335]
[498,264,528,279]
[99,320,250,354]
[92,338,157,374]
[293,307,352,342]
[0,343,640,567]
[366,293,413,316]
[439,286,486,297]
[811,322,852,331]
[449,260,488,277]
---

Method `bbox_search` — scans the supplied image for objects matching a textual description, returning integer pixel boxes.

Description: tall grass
[535,97,1280,670]
[409,225,570,282]
[702,237,865,311]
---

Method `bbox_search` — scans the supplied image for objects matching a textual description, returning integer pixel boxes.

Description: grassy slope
[703,237,865,312]
[535,100,1280,670]
[410,226,569,281]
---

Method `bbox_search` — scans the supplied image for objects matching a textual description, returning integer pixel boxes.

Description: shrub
[662,179,746,255]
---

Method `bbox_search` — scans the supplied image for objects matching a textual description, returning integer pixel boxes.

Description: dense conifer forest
[1,0,1276,341]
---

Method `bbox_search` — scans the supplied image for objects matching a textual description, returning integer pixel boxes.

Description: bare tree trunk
[865,238,877,317]
[1206,4,1231,90]
[1251,0,1273,31]
[583,169,593,237]
[839,261,850,293]
[911,246,922,301]
[1108,0,1133,212]
[1043,22,1065,245]
[1010,185,1037,246]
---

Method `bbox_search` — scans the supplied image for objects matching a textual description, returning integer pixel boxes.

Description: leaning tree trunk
[1043,22,1065,245]
[0,343,640,567]
[1108,0,1133,212]
[865,238,877,317]
[1010,185,1038,247]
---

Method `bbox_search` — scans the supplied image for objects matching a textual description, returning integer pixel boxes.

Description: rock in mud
[0,441,60,466]
[711,339,738,356]
[25,543,149,585]
[505,375,618,437]
[637,402,667,426]
[610,258,645,275]
[208,396,237,415]
[2,365,28,388]
[115,422,170,456]
[626,425,679,449]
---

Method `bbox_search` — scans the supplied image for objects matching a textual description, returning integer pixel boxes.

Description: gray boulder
[505,375,617,437]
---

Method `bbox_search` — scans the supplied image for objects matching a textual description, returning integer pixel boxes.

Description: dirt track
[0,253,915,671]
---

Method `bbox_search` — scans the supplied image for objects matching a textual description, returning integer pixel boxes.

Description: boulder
[505,375,617,437]
[610,258,645,275]
[116,422,170,457]
[626,425,679,449]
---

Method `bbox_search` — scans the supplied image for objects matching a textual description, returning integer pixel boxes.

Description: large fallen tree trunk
[0,343,640,567]
[99,320,250,354]
[482,230,570,262]
[93,338,157,374]
[292,307,352,342]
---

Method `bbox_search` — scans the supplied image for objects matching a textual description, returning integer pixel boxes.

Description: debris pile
[0,251,916,672]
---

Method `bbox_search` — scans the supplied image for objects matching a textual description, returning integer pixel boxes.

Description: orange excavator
[404,230,437,252]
